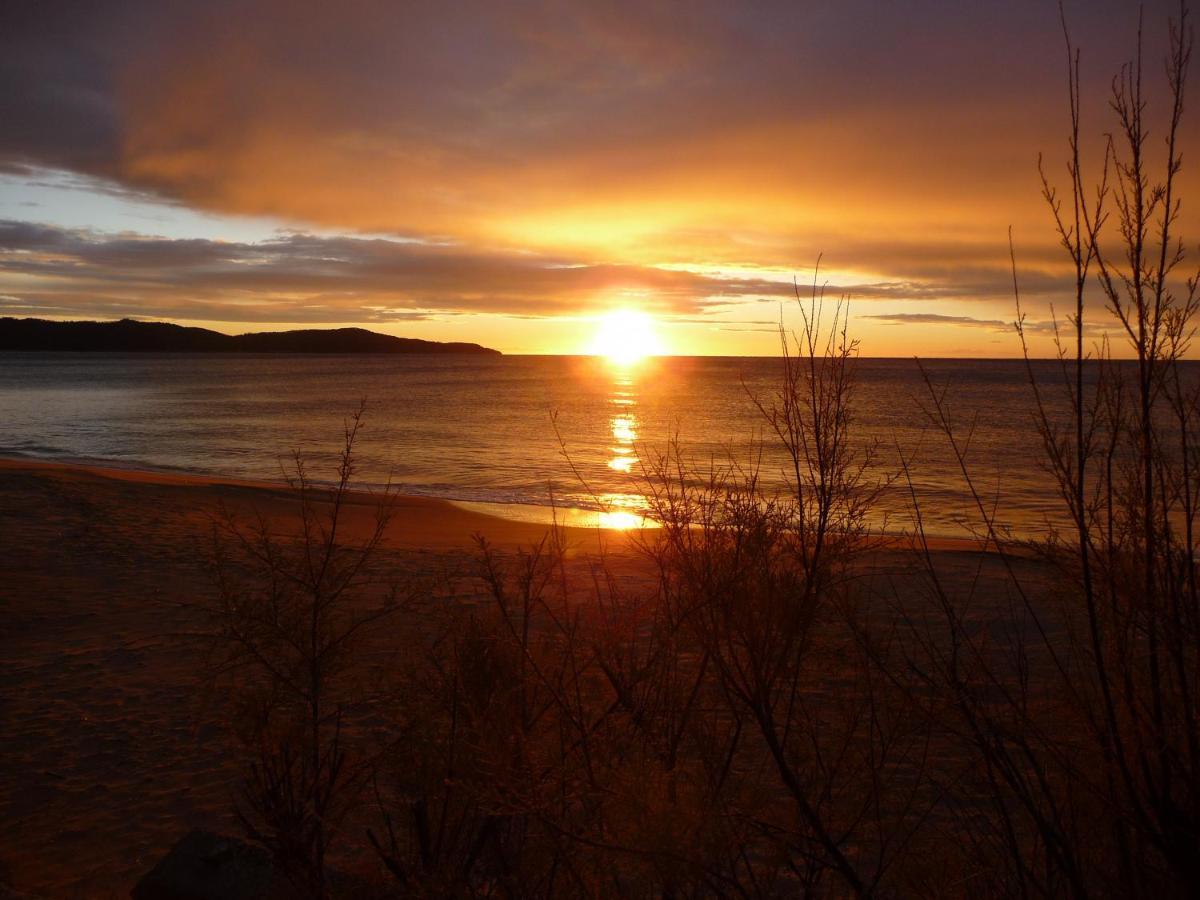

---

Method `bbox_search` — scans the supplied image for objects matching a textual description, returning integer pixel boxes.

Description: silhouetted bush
[900,4,1200,897]
[207,404,402,898]
[199,7,1200,898]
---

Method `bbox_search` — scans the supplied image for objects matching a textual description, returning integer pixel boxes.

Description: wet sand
[0,458,1018,896]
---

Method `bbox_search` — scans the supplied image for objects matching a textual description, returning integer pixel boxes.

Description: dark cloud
[0,0,1186,239]
[0,2,127,176]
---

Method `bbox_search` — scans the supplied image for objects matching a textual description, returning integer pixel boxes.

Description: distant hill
[0,318,501,355]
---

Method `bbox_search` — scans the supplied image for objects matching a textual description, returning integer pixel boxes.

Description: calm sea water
[0,353,1120,539]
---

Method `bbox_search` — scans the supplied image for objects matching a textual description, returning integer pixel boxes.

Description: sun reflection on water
[607,373,639,476]
[607,455,634,474]
[610,416,637,446]
[598,368,651,528]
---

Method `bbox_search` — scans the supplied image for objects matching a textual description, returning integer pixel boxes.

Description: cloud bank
[0,219,1084,326]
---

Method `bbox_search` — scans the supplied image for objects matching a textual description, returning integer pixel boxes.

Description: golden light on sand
[589,309,663,364]
[598,509,644,529]
[595,493,650,530]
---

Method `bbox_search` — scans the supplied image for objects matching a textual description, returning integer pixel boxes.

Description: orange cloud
[0,0,1196,356]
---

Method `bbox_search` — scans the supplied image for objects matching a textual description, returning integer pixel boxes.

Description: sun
[589,309,663,364]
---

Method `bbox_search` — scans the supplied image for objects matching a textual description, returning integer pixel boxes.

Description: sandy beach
[0,458,658,895]
[0,457,1025,897]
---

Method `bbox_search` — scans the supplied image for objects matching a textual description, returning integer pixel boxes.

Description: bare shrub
[368,529,591,895]
[359,267,927,897]
[168,9,1200,900]
[207,404,402,898]
[902,4,1200,896]
[611,272,931,897]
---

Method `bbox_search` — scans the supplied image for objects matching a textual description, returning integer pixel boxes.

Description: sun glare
[589,309,663,364]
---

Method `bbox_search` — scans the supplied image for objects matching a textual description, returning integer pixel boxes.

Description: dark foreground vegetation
[0,317,500,355]
[187,7,1200,898]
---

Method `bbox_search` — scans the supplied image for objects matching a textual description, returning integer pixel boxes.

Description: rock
[130,829,276,900]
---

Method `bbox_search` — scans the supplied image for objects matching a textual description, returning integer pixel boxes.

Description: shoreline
[0,455,637,552]
[0,451,646,532]
[0,455,992,554]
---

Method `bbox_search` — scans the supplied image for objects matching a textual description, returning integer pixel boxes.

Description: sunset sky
[1,0,1196,356]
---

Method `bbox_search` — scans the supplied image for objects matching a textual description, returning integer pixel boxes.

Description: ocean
[0,353,1120,539]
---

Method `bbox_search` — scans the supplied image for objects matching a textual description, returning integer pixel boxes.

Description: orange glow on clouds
[4,0,1198,358]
